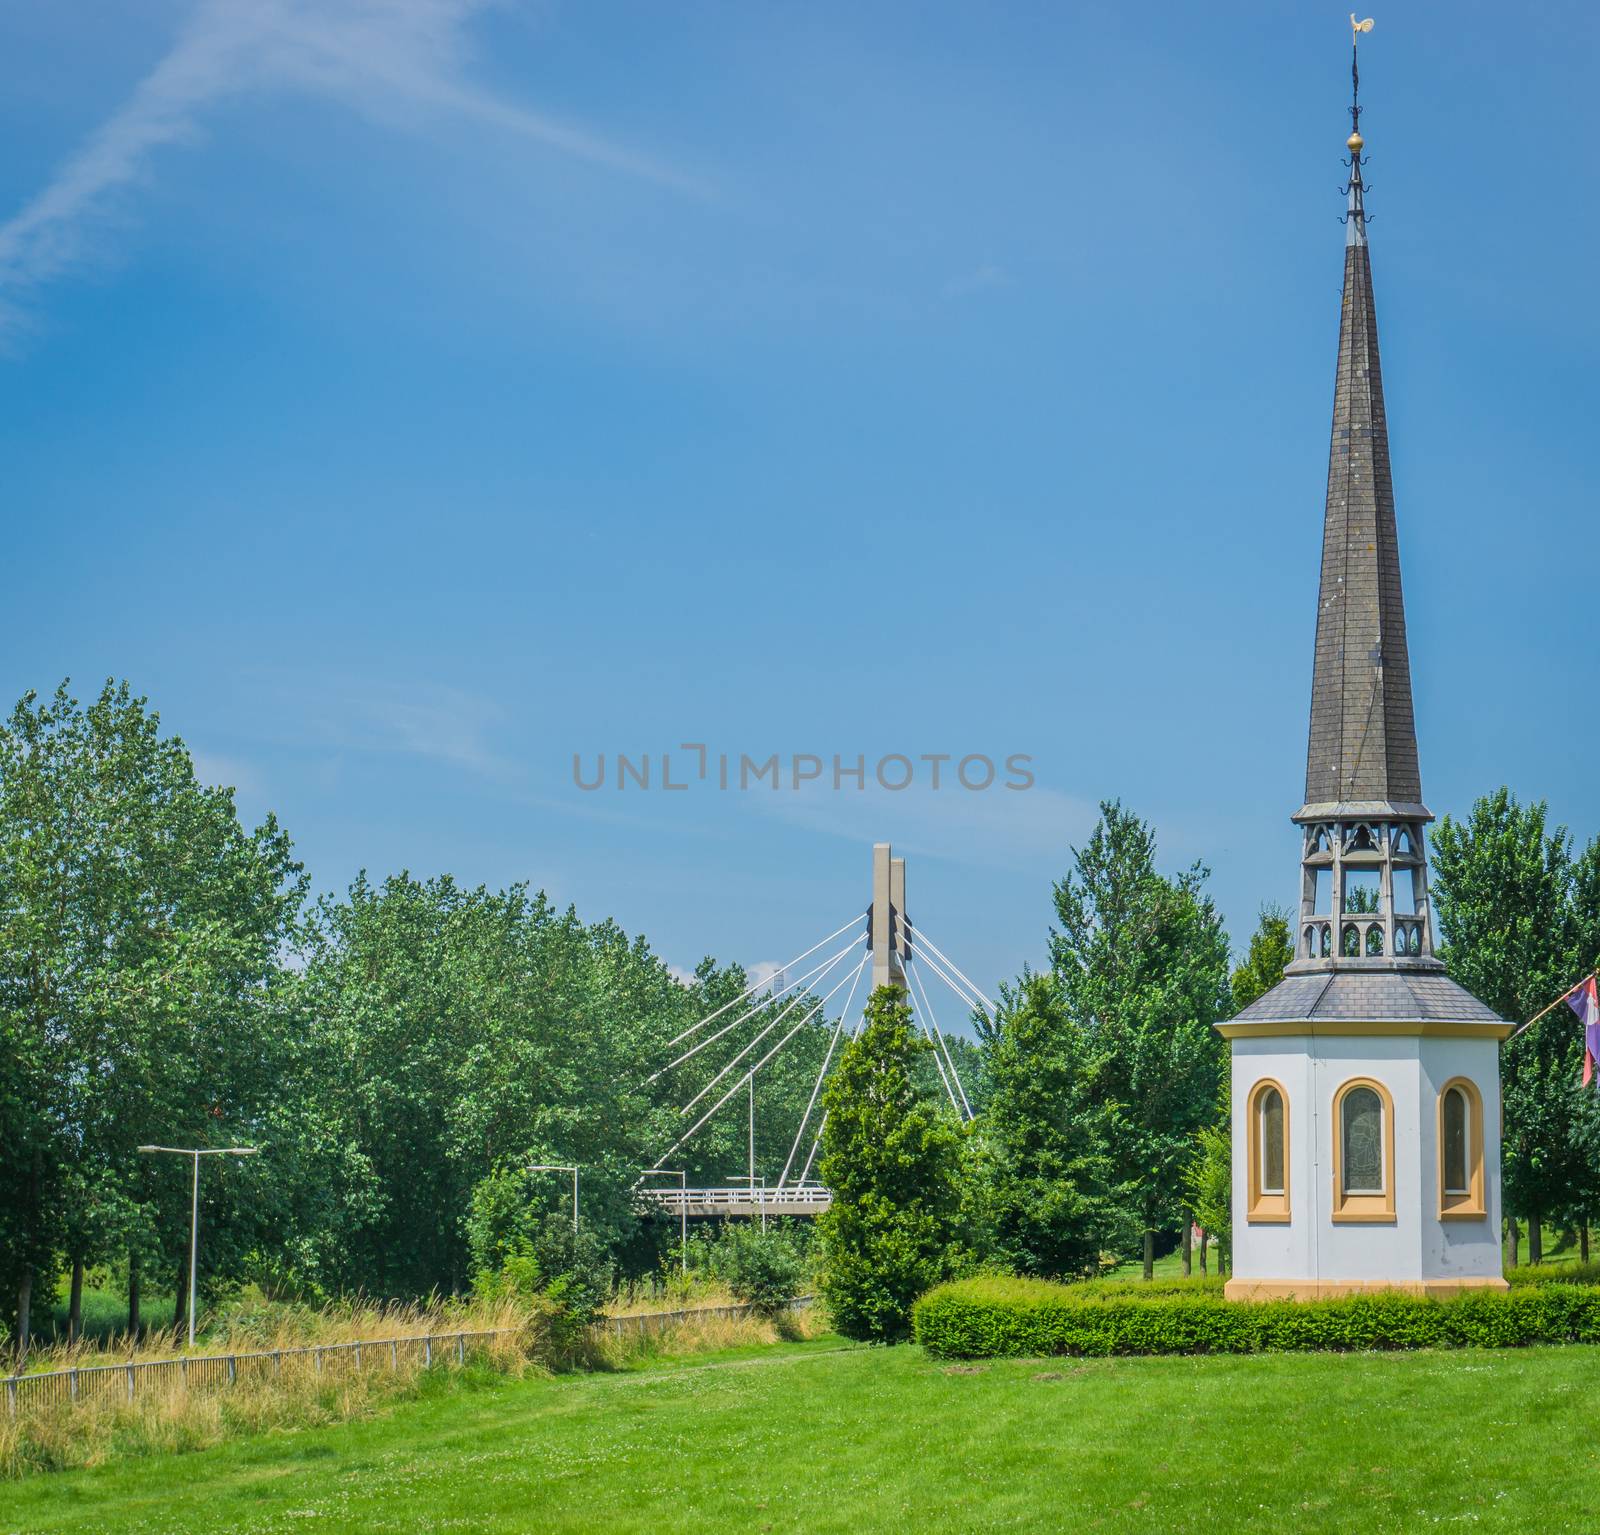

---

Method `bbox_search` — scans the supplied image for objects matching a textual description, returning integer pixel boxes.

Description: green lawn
[9,1337,1600,1533]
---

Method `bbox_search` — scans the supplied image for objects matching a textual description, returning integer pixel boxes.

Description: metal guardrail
[1,1329,506,1417]
[2,1296,814,1415]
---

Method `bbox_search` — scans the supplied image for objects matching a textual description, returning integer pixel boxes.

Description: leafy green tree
[972,972,1130,1278]
[1230,908,1294,1015]
[817,986,961,1341]
[1431,789,1600,1262]
[1048,802,1232,1278]
[1183,1114,1232,1275]
[293,875,687,1298]
[0,681,304,1351]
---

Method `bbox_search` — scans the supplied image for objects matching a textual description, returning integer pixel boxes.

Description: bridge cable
[674,940,858,1117]
[911,968,961,1116]
[776,952,869,1189]
[795,992,873,1186]
[663,912,868,1050]
[913,946,1002,1057]
[909,957,973,1120]
[650,954,870,1170]
[906,939,985,1015]
[905,925,998,1018]
[650,936,860,1084]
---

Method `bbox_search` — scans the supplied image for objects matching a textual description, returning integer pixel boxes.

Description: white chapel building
[1219,77,1512,1300]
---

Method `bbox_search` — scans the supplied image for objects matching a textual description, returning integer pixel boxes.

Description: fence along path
[3,1297,813,1415]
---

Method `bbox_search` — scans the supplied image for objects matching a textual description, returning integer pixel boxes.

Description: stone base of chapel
[1224,1276,1509,1301]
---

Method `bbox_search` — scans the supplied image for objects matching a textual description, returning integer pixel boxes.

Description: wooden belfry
[868,842,909,991]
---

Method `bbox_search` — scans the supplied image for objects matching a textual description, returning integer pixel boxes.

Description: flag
[1567,976,1600,1087]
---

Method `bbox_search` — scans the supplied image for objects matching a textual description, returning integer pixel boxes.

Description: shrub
[911,1274,1600,1358]
[472,1212,614,1362]
[1506,1261,1600,1288]
[712,1226,807,1317]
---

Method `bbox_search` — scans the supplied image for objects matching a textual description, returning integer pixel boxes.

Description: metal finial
[1349,16,1374,141]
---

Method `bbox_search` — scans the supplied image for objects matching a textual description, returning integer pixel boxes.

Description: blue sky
[4,2,1597,1015]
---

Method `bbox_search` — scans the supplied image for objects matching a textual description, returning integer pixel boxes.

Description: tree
[817,986,961,1341]
[1048,802,1232,1278]
[292,874,688,1298]
[1230,908,1294,1015]
[972,972,1131,1278]
[1183,1115,1232,1276]
[0,681,304,1352]
[1431,789,1600,1263]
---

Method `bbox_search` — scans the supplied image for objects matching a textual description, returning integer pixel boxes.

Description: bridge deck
[641,1186,832,1218]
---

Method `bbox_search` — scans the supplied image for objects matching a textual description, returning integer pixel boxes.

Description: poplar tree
[974,972,1131,1278]
[1048,802,1231,1278]
[0,681,303,1351]
[817,985,961,1341]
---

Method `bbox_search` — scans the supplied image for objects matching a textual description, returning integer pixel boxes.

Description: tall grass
[1,1292,826,1479]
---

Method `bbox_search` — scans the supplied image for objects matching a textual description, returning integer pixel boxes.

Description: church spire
[1301,15,1422,823]
[1292,20,1438,971]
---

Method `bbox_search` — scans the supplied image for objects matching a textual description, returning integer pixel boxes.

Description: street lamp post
[527,1163,579,1232]
[137,1145,258,1348]
[641,1169,688,1277]
[729,1174,769,1233]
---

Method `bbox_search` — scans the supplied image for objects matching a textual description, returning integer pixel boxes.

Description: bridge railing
[640,1186,833,1213]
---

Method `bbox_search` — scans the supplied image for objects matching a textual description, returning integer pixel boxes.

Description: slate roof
[1232,969,1507,1027]
[1300,145,1423,816]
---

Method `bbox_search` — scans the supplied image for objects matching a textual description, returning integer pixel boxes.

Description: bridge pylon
[869,842,910,991]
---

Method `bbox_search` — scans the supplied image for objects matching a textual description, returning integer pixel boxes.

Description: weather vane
[1348,15,1374,145]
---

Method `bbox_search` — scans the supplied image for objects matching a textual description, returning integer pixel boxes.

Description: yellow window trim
[1331,1076,1396,1224]
[1437,1076,1487,1221]
[1245,1078,1291,1224]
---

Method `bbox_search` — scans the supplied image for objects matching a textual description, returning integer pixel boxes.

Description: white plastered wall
[1230,1032,1502,1286]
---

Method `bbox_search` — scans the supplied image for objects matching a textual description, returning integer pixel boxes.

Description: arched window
[1442,1089,1468,1193]
[1332,1078,1395,1222]
[1246,1079,1290,1222]
[1438,1078,1486,1220]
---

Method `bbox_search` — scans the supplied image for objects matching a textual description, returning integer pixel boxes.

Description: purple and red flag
[1568,976,1600,1088]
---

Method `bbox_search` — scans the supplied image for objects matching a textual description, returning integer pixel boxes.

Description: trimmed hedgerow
[911,1275,1600,1358]
[1506,1261,1600,1288]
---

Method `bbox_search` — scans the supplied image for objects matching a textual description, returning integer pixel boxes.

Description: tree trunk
[128,1259,141,1341]
[1198,1226,1208,1276]
[1529,1212,1543,1267]
[172,1259,187,1338]
[16,1268,32,1368]
[1504,1218,1519,1273]
[68,1258,84,1346]
[1142,1229,1154,1282]
[1181,1216,1193,1277]
[1583,1224,1590,1264]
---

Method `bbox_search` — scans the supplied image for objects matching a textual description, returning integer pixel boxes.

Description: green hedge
[1506,1260,1600,1288]
[912,1275,1600,1358]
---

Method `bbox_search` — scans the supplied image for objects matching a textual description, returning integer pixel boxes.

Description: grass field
[8,1336,1600,1533]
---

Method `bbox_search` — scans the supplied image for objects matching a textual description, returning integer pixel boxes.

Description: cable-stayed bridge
[638,842,995,1221]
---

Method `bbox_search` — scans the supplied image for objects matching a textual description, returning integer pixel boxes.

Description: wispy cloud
[279,675,516,779]
[0,0,705,335]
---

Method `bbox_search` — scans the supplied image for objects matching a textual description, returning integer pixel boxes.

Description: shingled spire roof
[1224,35,1508,1031]
[1297,53,1426,822]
